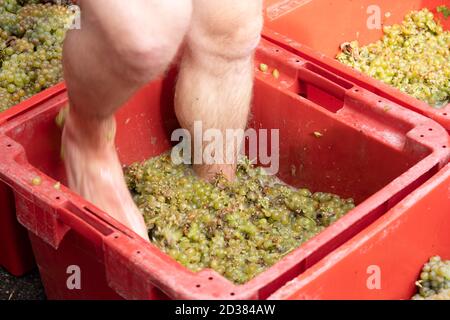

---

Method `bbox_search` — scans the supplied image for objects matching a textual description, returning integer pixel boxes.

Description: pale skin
[62,0,263,241]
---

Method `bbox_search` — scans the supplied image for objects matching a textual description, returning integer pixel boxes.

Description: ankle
[64,109,117,151]
[194,164,237,182]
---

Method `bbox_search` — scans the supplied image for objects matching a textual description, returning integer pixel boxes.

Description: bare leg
[175,0,263,181]
[63,0,192,240]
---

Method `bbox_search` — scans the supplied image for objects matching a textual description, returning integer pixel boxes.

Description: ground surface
[0,267,46,300]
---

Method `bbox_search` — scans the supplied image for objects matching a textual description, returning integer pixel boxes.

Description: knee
[190,1,263,61]
[110,0,192,82]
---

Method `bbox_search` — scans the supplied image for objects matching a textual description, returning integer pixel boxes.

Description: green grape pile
[412,256,450,300]
[0,0,73,112]
[337,9,450,108]
[125,153,355,284]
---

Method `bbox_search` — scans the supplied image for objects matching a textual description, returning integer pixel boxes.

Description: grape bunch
[412,256,450,300]
[125,153,355,284]
[337,9,450,108]
[0,0,73,112]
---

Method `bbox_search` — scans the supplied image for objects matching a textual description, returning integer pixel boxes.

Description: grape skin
[412,256,450,300]
[337,9,450,108]
[0,0,73,112]
[125,153,355,284]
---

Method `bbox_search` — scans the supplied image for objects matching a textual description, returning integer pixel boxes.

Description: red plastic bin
[270,163,450,300]
[0,83,66,276]
[262,0,450,131]
[0,39,448,299]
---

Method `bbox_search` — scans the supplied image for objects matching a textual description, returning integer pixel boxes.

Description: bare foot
[194,164,237,182]
[62,109,149,242]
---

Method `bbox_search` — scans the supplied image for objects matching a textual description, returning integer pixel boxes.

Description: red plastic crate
[0,83,66,276]
[262,0,450,130]
[0,39,448,299]
[270,163,450,300]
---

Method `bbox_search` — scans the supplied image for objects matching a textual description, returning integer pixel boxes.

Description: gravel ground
[0,267,46,300]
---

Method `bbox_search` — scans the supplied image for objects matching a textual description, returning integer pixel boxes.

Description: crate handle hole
[296,64,352,113]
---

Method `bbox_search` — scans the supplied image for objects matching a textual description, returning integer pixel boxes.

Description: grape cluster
[337,9,450,108]
[0,0,73,112]
[412,256,450,300]
[125,154,355,284]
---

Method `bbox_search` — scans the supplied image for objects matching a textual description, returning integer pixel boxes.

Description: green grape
[337,9,450,108]
[0,1,73,111]
[412,256,450,300]
[125,153,355,284]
